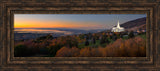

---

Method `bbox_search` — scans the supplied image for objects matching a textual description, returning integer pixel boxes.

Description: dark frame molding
[0,0,159,70]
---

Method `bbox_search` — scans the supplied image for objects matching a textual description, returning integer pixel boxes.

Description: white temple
[111,20,125,32]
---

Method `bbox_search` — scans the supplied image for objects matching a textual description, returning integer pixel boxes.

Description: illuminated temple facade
[112,20,125,32]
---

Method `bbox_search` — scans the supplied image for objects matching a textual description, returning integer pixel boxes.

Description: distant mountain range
[120,17,146,31]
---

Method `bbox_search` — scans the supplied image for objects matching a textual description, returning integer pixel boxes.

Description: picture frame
[0,0,159,70]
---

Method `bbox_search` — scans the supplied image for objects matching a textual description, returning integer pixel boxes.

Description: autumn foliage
[55,36,146,57]
[14,32,146,57]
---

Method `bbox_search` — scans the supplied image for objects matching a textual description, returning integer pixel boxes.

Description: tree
[105,38,110,44]
[55,47,71,57]
[79,34,85,39]
[112,33,117,41]
[100,37,105,44]
[64,36,78,48]
[92,38,96,44]
[48,43,63,56]
[14,44,32,57]
[128,31,134,38]
[55,47,80,57]
[79,47,91,57]
[85,40,89,46]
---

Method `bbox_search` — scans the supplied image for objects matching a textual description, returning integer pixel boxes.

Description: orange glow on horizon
[14,20,104,29]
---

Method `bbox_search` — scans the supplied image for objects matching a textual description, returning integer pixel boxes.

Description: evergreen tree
[129,31,134,38]
[112,33,117,41]
[100,36,105,44]
[92,38,96,44]
[85,40,89,46]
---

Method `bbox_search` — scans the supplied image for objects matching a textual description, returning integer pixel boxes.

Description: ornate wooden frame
[0,0,159,70]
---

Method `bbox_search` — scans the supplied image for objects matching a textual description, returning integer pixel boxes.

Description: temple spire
[111,16,124,32]
[117,20,120,28]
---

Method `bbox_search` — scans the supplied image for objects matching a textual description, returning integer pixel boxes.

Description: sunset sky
[14,14,146,30]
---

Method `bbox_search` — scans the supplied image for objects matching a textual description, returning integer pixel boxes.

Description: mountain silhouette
[120,17,146,31]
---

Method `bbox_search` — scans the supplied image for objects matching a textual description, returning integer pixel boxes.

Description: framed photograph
[14,14,147,57]
[0,0,159,70]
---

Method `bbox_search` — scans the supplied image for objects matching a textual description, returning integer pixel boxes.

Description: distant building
[111,20,125,32]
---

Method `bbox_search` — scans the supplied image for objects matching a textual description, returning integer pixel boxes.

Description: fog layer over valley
[14,28,105,40]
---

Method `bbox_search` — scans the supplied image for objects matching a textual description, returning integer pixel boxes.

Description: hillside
[120,17,146,31]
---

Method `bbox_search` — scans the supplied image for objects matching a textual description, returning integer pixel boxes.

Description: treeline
[55,36,146,57]
[14,32,146,57]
